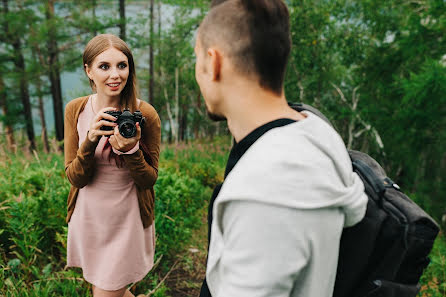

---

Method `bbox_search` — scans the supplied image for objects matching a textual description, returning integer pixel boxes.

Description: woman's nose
[110,67,119,78]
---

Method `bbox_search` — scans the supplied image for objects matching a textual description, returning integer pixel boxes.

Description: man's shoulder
[217,118,353,207]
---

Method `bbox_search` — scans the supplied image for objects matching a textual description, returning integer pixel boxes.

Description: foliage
[0,0,445,295]
[0,135,444,296]
[154,168,210,259]
[0,139,229,296]
[285,0,446,221]
[419,233,446,297]
[160,137,231,187]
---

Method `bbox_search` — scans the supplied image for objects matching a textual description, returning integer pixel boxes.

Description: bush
[419,233,446,297]
[1,138,444,296]
[0,140,229,296]
[154,168,210,259]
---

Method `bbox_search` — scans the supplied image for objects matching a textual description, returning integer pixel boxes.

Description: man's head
[195,0,291,120]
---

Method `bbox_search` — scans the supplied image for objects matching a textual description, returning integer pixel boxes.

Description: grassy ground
[0,137,444,296]
[0,137,231,296]
[419,232,446,297]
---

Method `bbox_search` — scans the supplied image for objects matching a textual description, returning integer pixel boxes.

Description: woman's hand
[109,122,141,153]
[87,107,118,142]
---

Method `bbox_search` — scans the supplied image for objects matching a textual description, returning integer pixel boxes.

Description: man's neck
[224,87,306,142]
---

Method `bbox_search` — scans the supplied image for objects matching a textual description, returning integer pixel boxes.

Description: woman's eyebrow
[98,60,127,64]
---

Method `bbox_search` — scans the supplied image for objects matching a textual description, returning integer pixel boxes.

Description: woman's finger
[92,107,118,124]
[98,129,115,136]
[98,106,118,114]
[109,135,117,147]
[135,122,142,140]
[95,120,117,128]
[98,112,118,122]
[113,126,125,148]
[93,107,116,120]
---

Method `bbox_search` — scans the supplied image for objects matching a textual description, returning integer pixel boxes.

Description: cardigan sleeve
[122,104,161,189]
[64,100,99,188]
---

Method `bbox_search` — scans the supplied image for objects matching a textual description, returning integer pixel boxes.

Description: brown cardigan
[64,95,161,228]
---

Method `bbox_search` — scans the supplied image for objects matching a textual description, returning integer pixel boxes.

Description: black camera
[100,109,145,138]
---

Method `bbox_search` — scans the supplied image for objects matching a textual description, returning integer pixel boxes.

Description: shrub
[154,168,210,259]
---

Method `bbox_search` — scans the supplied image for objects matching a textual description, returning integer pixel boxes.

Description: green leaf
[42,263,52,277]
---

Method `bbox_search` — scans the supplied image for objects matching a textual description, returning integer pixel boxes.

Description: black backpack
[289,102,440,297]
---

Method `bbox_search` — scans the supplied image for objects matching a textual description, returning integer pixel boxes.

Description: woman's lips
[107,82,120,91]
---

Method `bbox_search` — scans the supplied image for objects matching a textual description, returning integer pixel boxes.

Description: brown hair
[199,0,291,95]
[83,34,139,112]
[83,34,147,166]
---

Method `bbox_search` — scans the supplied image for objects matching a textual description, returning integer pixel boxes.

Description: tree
[0,74,15,151]
[119,0,126,41]
[148,0,154,104]
[285,0,446,219]
[2,0,35,151]
[45,0,64,142]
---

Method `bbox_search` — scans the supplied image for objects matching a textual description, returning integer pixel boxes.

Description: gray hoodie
[206,112,368,297]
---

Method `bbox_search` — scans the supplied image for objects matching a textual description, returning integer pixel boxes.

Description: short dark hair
[199,0,291,95]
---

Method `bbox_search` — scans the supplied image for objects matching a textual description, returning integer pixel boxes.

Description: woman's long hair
[83,34,139,113]
[83,34,150,166]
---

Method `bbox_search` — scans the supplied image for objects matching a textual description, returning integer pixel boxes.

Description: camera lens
[119,121,136,138]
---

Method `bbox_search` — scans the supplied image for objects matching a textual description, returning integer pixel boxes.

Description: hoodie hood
[215,112,368,228]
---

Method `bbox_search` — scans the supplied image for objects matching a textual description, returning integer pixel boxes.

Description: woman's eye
[118,63,127,69]
[99,64,109,70]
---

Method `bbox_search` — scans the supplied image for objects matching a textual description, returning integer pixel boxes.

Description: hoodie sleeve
[214,201,310,297]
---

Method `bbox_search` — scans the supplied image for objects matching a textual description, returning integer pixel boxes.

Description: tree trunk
[4,0,35,151]
[0,0,15,150]
[119,0,126,41]
[174,67,179,144]
[164,67,180,145]
[180,99,187,142]
[92,0,97,36]
[0,75,15,151]
[36,82,50,154]
[158,0,161,39]
[46,0,64,143]
[193,91,201,139]
[148,0,154,105]
[155,0,162,112]
[31,47,50,153]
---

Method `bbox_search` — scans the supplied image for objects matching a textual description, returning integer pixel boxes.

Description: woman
[64,34,161,297]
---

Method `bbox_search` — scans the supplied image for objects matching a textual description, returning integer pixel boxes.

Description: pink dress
[67,96,156,290]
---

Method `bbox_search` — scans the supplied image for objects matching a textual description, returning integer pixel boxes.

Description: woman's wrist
[87,130,99,143]
[112,141,140,155]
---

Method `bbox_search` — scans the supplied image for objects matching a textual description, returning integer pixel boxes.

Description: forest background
[0,0,445,296]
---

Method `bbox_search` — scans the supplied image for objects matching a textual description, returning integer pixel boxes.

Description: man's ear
[207,48,222,81]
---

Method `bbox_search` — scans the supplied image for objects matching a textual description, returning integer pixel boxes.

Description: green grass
[0,138,231,296]
[0,136,444,296]
[419,233,446,297]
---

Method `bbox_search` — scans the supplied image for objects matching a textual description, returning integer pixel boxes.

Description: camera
[100,109,145,138]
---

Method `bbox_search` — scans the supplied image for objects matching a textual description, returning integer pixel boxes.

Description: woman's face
[86,47,129,99]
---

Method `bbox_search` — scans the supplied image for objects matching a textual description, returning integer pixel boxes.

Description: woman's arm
[64,101,99,188]
[122,112,161,189]
[64,100,118,188]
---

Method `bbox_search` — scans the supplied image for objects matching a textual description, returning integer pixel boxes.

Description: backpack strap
[352,159,386,197]
[289,102,386,197]
[288,102,333,127]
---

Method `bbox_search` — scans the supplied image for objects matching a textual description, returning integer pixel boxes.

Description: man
[195,0,368,296]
